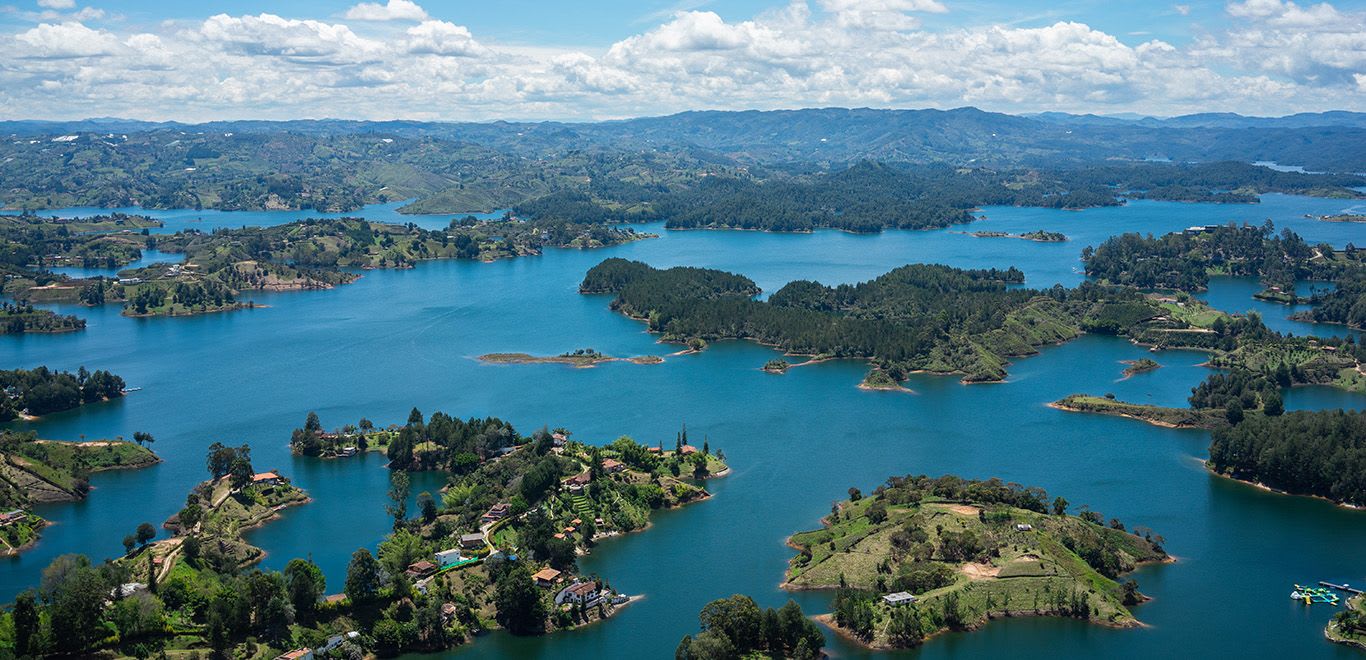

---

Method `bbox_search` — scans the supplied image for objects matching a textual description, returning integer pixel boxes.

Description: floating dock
[1319,581,1365,595]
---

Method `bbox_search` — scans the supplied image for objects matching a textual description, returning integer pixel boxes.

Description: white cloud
[15,21,119,58]
[36,0,76,8]
[404,20,483,56]
[0,0,1362,121]
[344,0,428,22]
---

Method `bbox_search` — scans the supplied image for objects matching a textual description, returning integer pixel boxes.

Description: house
[565,473,592,492]
[882,592,916,607]
[251,471,285,487]
[275,649,313,660]
[405,560,437,579]
[556,581,601,606]
[317,631,359,655]
[0,510,25,526]
[533,567,563,587]
[434,548,464,566]
[482,503,511,523]
[110,583,147,599]
[1015,523,1033,531]
[117,277,142,285]
[553,533,567,540]
[323,594,348,606]
[647,446,662,454]
[440,602,458,623]
[551,432,567,447]
[601,458,625,473]
[679,444,699,455]
[459,532,484,550]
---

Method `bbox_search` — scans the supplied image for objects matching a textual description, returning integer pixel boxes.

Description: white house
[434,549,463,566]
[882,592,916,607]
[556,580,601,606]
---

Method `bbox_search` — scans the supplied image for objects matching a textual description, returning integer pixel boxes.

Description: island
[783,475,1168,649]
[478,349,663,368]
[0,302,84,335]
[762,359,791,374]
[1050,394,1225,429]
[0,366,127,421]
[1328,595,1366,650]
[963,229,1068,242]
[0,429,159,555]
[1318,214,1366,223]
[1120,358,1160,377]
[675,596,827,658]
[860,369,913,392]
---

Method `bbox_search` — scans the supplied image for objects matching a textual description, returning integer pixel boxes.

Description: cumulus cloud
[36,0,76,8]
[344,0,428,22]
[0,0,1361,120]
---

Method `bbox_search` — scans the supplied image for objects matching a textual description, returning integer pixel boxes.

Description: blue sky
[0,0,1362,121]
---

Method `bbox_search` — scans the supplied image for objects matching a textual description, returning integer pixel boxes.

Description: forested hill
[580,258,1190,383]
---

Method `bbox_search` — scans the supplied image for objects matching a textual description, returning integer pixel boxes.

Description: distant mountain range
[4,107,1365,172]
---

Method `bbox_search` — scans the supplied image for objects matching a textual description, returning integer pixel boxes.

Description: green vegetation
[969,230,1068,242]
[1294,272,1366,329]
[1120,358,1160,377]
[675,595,826,659]
[1328,595,1366,651]
[1051,394,1225,429]
[0,212,159,272]
[785,475,1167,649]
[1319,214,1366,223]
[0,302,84,334]
[0,365,125,420]
[478,349,663,368]
[581,258,1264,385]
[762,359,791,374]
[1208,410,1366,507]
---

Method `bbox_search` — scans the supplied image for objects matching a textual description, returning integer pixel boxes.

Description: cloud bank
[1,0,1362,121]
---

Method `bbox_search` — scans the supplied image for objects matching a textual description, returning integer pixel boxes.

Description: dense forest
[0,366,124,420]
[582,258,1207,382]
[1208,411,1366,506]
[1297,272,1366,328]
[0,303,84,335]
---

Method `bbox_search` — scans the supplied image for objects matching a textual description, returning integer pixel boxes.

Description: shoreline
[1205,463,1364,512]
[1046,400,1209,430]
[476,353,664,368]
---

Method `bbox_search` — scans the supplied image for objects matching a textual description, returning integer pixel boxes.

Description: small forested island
[674,596,826,659]
[0,302,84,335]
[1329,595,1366,650]
[783,475,1168,649]
[860,369,912,392]
[1120,358,1160,377]
[762,359,791,374]
[478,349,663,368]
[1318,214,1366,223]
[1251,286,1303,304]
[1208,410,1366,508]
[965,229,1067,242]
[0,429,159,555]
[1051,394,1226,429]
[580,257,1365,390]
[0,366,126,420]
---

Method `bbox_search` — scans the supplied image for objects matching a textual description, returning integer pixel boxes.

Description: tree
[285,558,326,617]
[13,590,39,656]
[304,411,322,434]
[136,521,156,546]
[1226,398,1244,425]
[493,565,547,635]
[418,491,438,523]
[699,594,762,652]
[387,470,410,529]
[1052,496,1069,515]
[1263,391,1284,416]
[132,431,154,447]
[344,548,382,604]
[48,564,109,653]
[123,534,136,555]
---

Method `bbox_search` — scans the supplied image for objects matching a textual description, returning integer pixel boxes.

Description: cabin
[275,649,313,660]
[556,580,601,606]
[250,471,286,487]
[882,592,916,607]
[482,502,511,523]
[1015,523,1033,531]
[405,560,437,579]
[551,432,567,447]
[459,533,484,550]
[533,567,563,587]
[601,458,625,473]
[679,444,699,455]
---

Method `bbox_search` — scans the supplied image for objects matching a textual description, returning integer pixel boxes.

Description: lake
[1,194,1364,657]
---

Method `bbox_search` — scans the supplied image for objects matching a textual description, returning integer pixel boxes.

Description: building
[679,444,699,455]
[434,548,464,566]
[482,502,511,523]
[0,510,25,527]
[459,533,484,550]
[565,473,592,492]
[601,458,625,473]
[275,649,313,660]
[317,631,359,655]
[533,567,563,587]
[405,560,437,579]
[251,471,286,487]
[1015,523,1033,531]
[882,592,917,607]
[556,581,601,606]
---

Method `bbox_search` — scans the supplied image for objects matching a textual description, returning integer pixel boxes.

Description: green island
[580,258,1364,389]
[0,417,732,657]
[3,216,652,319]
[0,302,84,335]
[0,429,159,555]
[478,349,663,368]
[860,369,913,392]
[674,595,827,659]
[1120,358,1160,377]
[1050,394,1226,429]
[1328,594,1366,650]
[1318,214,1366,223]
[965,229,1068,242]
[0,365,127,420]
[762,359,791,374]
[783,475,1168,650]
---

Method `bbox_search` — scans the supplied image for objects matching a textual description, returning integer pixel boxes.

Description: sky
[0,0,1362,122]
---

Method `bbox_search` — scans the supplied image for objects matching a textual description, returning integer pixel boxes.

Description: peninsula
[478,349,663,367]
[0,366,127,421]
[784,475,1168,649]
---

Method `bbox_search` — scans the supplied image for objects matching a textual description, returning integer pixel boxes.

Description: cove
[0,194,1363,657]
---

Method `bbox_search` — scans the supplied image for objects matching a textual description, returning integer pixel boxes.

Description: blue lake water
[1,195,1364,657]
